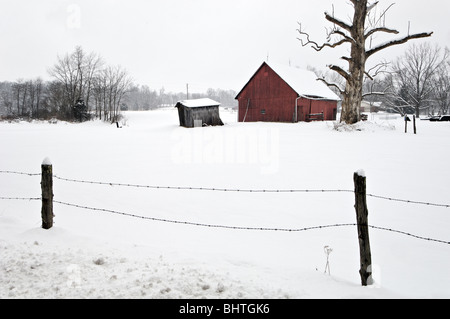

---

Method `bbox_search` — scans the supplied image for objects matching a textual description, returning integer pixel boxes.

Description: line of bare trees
[0,46,238,122]
[0,46,133,122]
[0,78,45,118]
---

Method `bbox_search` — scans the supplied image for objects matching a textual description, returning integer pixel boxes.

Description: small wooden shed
[235,62,341,123]
[175,98,224,128]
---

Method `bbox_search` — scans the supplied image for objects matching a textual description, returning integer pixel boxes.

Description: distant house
[175,98,224,128]
[361,101,382,113]
[235,62,341,123]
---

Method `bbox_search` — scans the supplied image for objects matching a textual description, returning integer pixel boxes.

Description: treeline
[124,86,238,112]
[0,46,133,122]
[0,46,238,122]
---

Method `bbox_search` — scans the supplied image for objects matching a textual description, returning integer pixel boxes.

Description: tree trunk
[340,1,367,125]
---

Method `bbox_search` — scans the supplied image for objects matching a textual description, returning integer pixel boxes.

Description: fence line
[53,174,450,208]
[1,195,448,245]
[53,200,449,245]
[1,170,449,208]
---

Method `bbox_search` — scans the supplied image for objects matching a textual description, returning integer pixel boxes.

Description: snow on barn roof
[176,98,221,108]
[266,62,341,101]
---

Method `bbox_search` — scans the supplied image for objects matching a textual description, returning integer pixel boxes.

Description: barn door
[297,105,304,122]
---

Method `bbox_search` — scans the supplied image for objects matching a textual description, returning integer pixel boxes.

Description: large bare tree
[297,1,432,124]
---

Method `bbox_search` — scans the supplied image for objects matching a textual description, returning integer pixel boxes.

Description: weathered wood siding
[176,105,224,128]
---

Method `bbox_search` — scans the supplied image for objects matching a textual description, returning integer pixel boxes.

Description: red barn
[235,62,340,123]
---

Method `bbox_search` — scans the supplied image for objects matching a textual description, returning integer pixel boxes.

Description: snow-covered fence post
[354,170,372,286]
[41,158,53,229]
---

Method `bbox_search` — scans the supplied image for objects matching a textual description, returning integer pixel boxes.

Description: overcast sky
[1,0,449,93]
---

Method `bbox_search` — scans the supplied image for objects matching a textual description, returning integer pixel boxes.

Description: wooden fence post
[413,115,417,134]
[354,170,372,286]
[41,158,53,229]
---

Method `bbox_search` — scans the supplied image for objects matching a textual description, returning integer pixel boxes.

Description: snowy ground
[1,108,449,299]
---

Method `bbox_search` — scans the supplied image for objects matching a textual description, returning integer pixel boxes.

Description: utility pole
[186,83,189,100]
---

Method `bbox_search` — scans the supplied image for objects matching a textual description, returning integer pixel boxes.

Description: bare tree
[391,43,449,117]
[297,1,432,124]
[432,51,450,115]
[0,82,13,116]
[92,65,132,122]
[48,46,103,120]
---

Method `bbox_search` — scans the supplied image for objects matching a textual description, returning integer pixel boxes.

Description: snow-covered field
[1,108,449,299]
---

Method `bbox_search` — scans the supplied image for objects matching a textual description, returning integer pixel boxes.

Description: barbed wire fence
[0,168,449,245]
[2,164,450,286]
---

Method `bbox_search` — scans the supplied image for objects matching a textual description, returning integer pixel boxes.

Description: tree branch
[324,12,352,32]
[331,29,356,45]
[362,85,392,98]
[366,61,390,79]
[317,77,345,95]
[366,32,433,58]
[297,23,353,51]
[328,64,351,81]
[365,27,399,39]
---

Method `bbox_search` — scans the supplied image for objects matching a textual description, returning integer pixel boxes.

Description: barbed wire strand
[366,194,449,208]
[53,175,450,208]
[54,200,449,245]
[0,170,40,177]
[1,171,449,208]
[53,175,352,194]
[54,199,352,232]
[0,196,41,201]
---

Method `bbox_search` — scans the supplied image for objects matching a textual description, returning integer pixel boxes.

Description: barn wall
[237,64,299,122]
[237,63,338,123]
[296,98,338,121]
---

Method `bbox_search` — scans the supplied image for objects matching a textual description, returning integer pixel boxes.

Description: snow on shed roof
[267,62,341,101]
[176,98,221,108]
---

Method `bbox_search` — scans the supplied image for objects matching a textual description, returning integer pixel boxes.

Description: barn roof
[176,98,221,108]
[236,62,341,101]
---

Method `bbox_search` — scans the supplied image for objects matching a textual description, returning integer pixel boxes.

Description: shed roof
[176,98,221,108]
[236,62,341,101]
